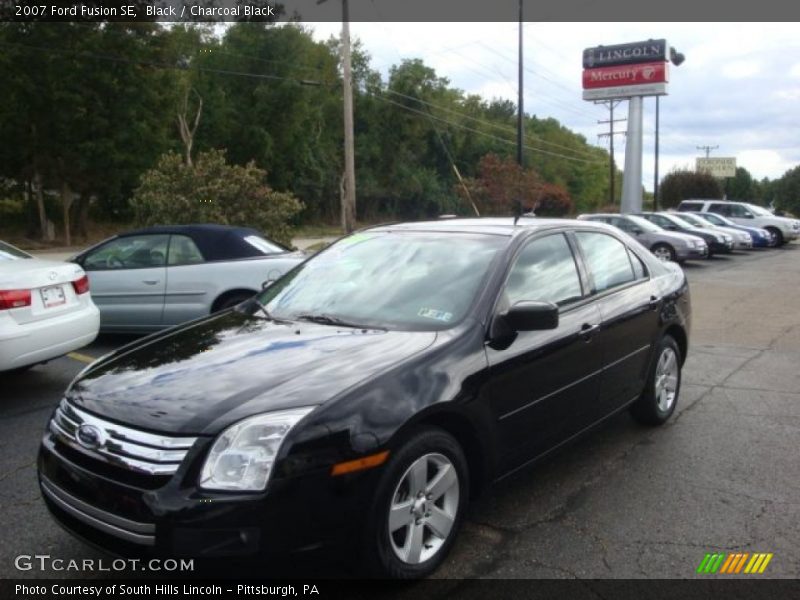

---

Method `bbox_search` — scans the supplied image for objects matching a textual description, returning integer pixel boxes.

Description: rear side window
[504,234,583,306]
[168,235,205,265]
[575,232,635,293]
[678,201,703,212]
[708,203,731,216]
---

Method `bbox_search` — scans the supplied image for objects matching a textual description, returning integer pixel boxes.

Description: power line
[372,93,606,165]
[697,145,719,158]
[1,37,606,166]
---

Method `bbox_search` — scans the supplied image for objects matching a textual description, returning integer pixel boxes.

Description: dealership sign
[696,157,737,178]
[582,39,670,101]
[582,82,668,101]
[582,62,668,89]
[583,39,668,69]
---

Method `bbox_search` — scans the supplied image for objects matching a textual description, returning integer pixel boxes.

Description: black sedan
[38,218,691,578]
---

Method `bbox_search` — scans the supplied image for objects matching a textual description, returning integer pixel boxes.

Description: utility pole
[340,0,356,233]
[597,100,625,205]
[697,144,718,158]
[516,0,524,168]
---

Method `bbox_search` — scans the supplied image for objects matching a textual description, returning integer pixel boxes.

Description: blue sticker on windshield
[418,308,453,322]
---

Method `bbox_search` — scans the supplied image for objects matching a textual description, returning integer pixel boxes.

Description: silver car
[670,212,753,250]
[578,213,708,263]
[72,224,305,333]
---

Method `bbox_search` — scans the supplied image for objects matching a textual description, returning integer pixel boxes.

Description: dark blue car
[696,212,776,247]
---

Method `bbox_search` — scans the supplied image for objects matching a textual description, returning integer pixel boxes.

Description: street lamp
[654,46,686,210]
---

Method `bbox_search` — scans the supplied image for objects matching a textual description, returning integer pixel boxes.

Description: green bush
[132,150,304,246]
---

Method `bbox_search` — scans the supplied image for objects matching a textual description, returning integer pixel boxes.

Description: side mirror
[504,301,559,332]
[631,227,643,235]
[666,225,678,231]
[742,213,754,219]
[261,279,275,290]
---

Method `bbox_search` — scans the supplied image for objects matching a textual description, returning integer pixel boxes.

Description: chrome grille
[50,399,197,476]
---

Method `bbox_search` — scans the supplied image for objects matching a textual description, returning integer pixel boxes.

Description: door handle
[142,280,160,285]
[648,295,660,310]
[579,323,599,341]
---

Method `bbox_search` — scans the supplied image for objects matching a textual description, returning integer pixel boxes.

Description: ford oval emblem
[76,424,103,450]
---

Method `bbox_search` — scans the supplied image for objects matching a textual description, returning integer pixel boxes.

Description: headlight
[723,234,733,242]
[200,407,314,491]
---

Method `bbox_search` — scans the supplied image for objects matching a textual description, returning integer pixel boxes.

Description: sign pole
[620,96,643,214]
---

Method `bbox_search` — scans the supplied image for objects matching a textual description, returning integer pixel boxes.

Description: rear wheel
[630,335,682,426]
[363,428,468,579]
[651,243,676,263]
[212,291,255,312]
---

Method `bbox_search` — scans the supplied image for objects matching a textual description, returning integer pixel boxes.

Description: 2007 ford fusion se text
[38,218,690,578]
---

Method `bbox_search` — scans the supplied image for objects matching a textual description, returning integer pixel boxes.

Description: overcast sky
[307,22,800,192]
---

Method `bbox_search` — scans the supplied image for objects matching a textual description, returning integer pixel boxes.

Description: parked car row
[578,200,799,264]
[0,225,305,372]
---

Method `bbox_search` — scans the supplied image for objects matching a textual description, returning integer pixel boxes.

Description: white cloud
[721,60,761,80]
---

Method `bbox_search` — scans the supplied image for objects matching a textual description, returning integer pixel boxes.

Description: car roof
[367,217,606,237]
[117,224,286,261]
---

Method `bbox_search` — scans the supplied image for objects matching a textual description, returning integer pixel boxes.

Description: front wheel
[630,335,682,426]
[766,227,784,246]
[363,428,468,578]
[651,243,677,263]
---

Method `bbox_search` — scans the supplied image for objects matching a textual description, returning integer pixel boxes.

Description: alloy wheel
[388,452,460,564]
[655,347,679,412]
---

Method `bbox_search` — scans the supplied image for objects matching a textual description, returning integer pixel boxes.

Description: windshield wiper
[294,313,385,330]
[248,298,292,324]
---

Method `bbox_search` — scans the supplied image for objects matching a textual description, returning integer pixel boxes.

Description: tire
[651,243,677,263]
[213,291,255,312]
[766,227,784,247]
[363,427,469,579]
[630,335,682,426]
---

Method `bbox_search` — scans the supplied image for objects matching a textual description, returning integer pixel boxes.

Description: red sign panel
[582,61,668,89]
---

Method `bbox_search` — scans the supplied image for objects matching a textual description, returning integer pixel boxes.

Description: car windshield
[747,204,773,217]
[673,213,710,228]
[254,231,505,331]
[702,213,732,226]
[0,240,32,261]
[627,215,661,233]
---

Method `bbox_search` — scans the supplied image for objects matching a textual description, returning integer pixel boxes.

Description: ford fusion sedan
[578,213,707,262]
[693,212,775,248]
[636,212,732,256]
[670,212,752,250]
[0,240,99,373]
[71,224,304,333]
[39,218,690,578]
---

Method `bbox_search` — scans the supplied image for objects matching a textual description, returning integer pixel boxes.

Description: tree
[132,150,304,246]
[771,166,800,215]
[659,169,723,208]
[534,183,574,216]
[724,167,756,201]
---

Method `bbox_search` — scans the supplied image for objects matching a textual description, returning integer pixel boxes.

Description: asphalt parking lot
[2,246,799,580]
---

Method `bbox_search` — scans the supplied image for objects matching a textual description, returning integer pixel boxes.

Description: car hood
[67,311,437,435]
[654,230,701,244]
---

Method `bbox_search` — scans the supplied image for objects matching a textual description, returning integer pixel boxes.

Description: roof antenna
[513,199,523,226]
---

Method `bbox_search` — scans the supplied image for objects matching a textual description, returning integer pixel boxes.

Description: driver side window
[83,235,170,271]
[504,234,584,307]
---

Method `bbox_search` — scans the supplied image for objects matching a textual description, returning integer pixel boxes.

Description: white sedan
[0,240,99,373]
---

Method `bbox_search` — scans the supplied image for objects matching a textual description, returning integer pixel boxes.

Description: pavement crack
[0,460,36,483]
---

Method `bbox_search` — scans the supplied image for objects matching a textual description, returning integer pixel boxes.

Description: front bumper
[709,240,734,254]
[676,245,708,261]
[38,431,375,559]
